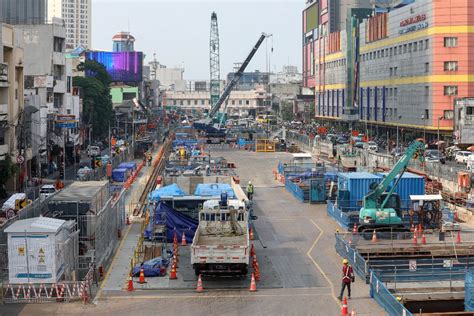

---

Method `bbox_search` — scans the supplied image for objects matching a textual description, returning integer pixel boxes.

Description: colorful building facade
[303,0,474,138]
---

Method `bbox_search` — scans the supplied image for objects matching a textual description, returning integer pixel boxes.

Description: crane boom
[207,33,269,120]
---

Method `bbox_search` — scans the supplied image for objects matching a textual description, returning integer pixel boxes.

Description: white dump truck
[191,199,249,276]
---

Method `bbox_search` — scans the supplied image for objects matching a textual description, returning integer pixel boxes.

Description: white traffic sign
[16,155,24,164]
[409,260,417,272]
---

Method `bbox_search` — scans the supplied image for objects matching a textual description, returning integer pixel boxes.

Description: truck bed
[195,234,247,246]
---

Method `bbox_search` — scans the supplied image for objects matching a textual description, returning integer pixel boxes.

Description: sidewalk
[95,148,160,298]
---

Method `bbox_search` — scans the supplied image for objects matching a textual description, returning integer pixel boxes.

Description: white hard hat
[248,181,252,184]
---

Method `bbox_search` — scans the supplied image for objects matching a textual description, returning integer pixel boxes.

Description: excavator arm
[363,141,425,210]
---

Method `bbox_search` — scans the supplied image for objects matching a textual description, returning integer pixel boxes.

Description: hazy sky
[92,0,304,80]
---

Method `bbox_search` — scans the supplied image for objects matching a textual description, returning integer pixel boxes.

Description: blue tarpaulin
[118,162,137,171]
[144,202,198,243]
[193,183,235,198]
[132,257,169,277]
[112,168,129,182]
[149,184,186,201]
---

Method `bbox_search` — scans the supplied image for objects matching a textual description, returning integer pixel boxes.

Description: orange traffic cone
[126,215,130,225]
[138,267,146,284]
[421,234,426,245]
[413,233,418,245]
[196,274,204,292]
[341,296,349,316]
[181,231,187,246]
[249,227,255,240]
[250,244,255,258]
[173,254,178,268]
[169,265,177,280]
[249,273,257,292]
[252,255,258,269]
[371,230,377,243]
[352,223,357,234]
[127,274,134,291]
[457,231,462,244]
[254,262,261,281]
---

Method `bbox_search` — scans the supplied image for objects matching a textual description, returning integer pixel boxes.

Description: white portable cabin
[292,153,313,164]
[5,217,68,284]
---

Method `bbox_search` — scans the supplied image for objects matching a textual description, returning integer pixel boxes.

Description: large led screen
[85,51,143,82]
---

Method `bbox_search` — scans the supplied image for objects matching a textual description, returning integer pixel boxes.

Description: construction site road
[1,148,386,316]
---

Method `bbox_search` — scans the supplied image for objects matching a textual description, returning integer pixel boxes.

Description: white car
[455,151,472,164]
[39,185,57,201]
[365,141,378,152]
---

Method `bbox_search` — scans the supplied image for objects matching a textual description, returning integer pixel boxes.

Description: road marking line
[94,221,134,302]
[307,219,341,306]
[100,292,333,300]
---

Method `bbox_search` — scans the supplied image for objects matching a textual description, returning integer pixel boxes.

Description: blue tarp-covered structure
[112,168,129,182]
[118,162,137,171]
[144,202,198,243]
[193,183,235,198]
[149,184,186,201]
[132,257,169,277]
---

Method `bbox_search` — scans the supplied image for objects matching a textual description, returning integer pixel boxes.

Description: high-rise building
[0,0,48,24]
[47,0,92,49]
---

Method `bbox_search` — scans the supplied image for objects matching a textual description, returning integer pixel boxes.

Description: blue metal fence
[285,178,306,202]
[369,272,413,316]
[466,268,474,311]
[327,200,353,230]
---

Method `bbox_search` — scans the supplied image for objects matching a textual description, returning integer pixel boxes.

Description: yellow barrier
[256,139,276,152]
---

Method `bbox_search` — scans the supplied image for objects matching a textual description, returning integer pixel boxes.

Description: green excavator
[358,140,425,233]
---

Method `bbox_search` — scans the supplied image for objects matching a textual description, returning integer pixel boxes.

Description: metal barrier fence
[369,272,413,316]
[285,178,306,202]
[336,232,474,282]
[1,263,96,304]
[466,268,474,311]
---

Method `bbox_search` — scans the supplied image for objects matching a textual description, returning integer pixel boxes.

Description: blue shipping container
[337,172,382,210]
[376,172,425,208]
[112,168,130,182]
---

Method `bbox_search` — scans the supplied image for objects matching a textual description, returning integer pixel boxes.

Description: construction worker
[246,181,254,201]
[338,259,354,300]
[147,153,152,166]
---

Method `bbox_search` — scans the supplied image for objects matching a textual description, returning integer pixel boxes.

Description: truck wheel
[194,268,200,276]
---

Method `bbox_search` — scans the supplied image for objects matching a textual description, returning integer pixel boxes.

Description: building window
[403,44,407,53]
[444,86,458,96]
[424,109,430,119]
[413,42,418,51]
[194,100,198,105]
[444,61,458,71]
[408,43,412,52]
[389,68,393,76]
[394,47,397,55]
[394,88,398,96]
[425,62,429,73]
[425,86,429,97]
[239,100,242,105]
[389,47,393,56]
[246,100,250,105]
[425,39,429,49]
[173,100,177,106]
[467,107,474,115]
[399,45,403,54]
[393,67,398,76]
[444,37,458,47]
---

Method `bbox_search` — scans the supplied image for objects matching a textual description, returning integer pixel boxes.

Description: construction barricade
[369,272,413,316]
[255,139,276,152]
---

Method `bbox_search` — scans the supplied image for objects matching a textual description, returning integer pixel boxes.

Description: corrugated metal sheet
[377,172,425,206]
[338,172,382,209]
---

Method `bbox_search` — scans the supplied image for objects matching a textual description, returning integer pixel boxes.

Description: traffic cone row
[181,231,187,246]
[196,274,204,292]
[371,230,377,243]
[254,261,261,282]
[249,273,257,292]
[169,258,177,280]
[341,296,349,316]
[138,267,146,284]
[352,223,357,234]
[252,255,258,269]
[127,274,134,291]
[250,244,255,258]
[413,232,418,245]
[249,227,255,240]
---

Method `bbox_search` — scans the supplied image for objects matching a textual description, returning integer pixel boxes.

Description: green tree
[73,60,114,139]
[0,156,18,198]
[280,101,294,122]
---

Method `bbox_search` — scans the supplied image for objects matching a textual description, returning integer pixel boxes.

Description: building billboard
[85,51,143,83]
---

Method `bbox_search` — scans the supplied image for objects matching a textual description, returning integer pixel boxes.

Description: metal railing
[369,272,413,316]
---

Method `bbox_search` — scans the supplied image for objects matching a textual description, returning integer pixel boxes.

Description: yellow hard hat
[343,259,348,264]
